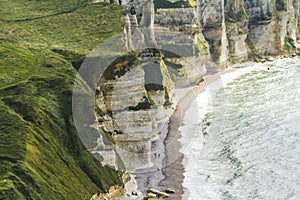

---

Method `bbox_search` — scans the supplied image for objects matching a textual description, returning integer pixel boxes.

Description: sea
[179,57,300,200]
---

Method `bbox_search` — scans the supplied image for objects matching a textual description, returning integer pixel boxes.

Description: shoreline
[132,61,260,199]
[102,59,283,199]
[159,63,257,199]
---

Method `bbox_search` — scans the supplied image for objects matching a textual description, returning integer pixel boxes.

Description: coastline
[97,58,289,199]
[159,63,257,199]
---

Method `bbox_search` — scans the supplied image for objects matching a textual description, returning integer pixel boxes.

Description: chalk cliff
[93,0,300,173]
[243,0,298,56]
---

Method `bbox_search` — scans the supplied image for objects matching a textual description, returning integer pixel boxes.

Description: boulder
[146,192,157,198]
[147,189,169,198]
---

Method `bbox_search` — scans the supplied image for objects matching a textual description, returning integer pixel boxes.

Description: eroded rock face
[100,61,147,112]
[196,0,300,62]
[122,0,156,50]
[294,0,300,39]
[198,0,229,66]
[95,49,174,170]
[155,8,197,34]
[94,0,300,172]
[225,0,249,64]
[154,6,209,86]
[94,1,209,171]
[242,0,299,55]
[243,0,280,55]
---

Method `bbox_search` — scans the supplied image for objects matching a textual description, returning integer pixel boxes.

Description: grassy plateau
[0,0,124,199]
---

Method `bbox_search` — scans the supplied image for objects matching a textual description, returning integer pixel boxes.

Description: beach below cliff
[159,66,241,199]
[140,62,258,199]
[132,61,262,199]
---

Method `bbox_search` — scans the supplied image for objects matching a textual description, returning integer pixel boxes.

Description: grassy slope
[0,0,123,199]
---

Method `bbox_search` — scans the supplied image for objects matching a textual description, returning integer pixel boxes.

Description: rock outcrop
[154,7,209,86]
[90,185,124,200]
[93,0,207,171]
[242,0,296,56]
[225,0,249,64]
[95,50,175,170]
[198,0,229,66]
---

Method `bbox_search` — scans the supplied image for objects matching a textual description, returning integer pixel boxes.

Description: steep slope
[0,1,123,199]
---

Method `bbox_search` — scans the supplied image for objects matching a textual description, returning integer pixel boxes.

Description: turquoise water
[185,58,300,200]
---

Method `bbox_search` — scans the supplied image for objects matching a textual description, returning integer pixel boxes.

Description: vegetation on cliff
[0,0,124,199]
[276,0,286,11]
[225,0,248,23]
[154,0,196,10]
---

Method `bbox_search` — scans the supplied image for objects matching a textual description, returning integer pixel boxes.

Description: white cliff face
[226,22,248,63]
[196,0,300,62]
[101,64,147,111]
[121,0,300,66]
[198,0,229,67]
[94,0,300,174]
[155,8,197,32]
[95,0,208,171]
[122,0,157,50]
[132,0,157,48]
[121,13,133,50]
[198,0,223,26]
[96,50,174,170]
[279,0,298,48]
[154,7,209,86]
[220,19,229,66]
[251,20,280,55]
[242,0,299,55]
[224,0,249,64]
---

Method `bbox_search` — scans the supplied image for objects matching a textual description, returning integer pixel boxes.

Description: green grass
[0,1,124,199]
[225,0,248,23]
[0,2,123,54]
[284,35,296,50]
[102,52,139,81]
[0,0,91,21]
[154,0,196,10]
[289,17,297,25]
[197,37,209,55]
